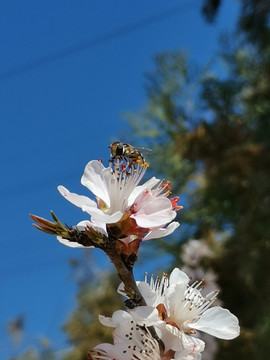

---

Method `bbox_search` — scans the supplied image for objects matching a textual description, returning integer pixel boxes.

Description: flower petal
[130,306,162,327]
[192,307,240,339]
[111,310,133,325]
[127,176,160,207]
[137,282,159,306]
[99,310,132,328]
[91,343,115,357]
[75,220,92,230]
[159,323,184,352]
[143,222,180,241]
[88,208,123,225]
[81,160,111,207]
[165,282,187,316]
[174,351,202,360]
[58,185,97,209]
[169,267,190,285]
[181,333,205,354]
[57,236,94,248]
[75,220,108,237]
[99,314,115,328]
[131,196,176,228]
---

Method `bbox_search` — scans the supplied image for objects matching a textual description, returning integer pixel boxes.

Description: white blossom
[181,240,213,268]
[118,268,240,355]
[57,160,181,246]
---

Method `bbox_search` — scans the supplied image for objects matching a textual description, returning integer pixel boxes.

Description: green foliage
[8,341,57,360]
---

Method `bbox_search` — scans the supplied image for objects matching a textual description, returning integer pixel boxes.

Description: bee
[109,141,151,165]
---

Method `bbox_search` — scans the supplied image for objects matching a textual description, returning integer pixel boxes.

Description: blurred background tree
[123,3,270,357]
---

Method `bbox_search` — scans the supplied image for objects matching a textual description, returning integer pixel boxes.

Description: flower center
[167,281,219,334]
[107,159,147,214]
[149,274,219,335]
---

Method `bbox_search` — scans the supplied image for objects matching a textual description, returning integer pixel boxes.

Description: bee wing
[136,147,152,154]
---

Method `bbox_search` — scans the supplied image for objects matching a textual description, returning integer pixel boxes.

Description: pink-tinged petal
[131,197,176,228]
[127,177,160,206]
[143,222,180,241]
[181,333,205,353]
[192,307,240,339]
[169,267,190,286]
[58,185,97,209]
[116,235,139,245]
[56,236,94,248]
[174,351,202,360]
[81,160,111,207]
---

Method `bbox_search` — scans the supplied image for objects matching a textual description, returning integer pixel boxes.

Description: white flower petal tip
[81,160,111,208]
[56,236,94,248]
[99,310,132,328]
[57,185,97,210]
[169,267,190,284]
[98,315,115,328]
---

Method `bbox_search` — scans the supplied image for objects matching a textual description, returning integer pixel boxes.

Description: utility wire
[0,1,197,81]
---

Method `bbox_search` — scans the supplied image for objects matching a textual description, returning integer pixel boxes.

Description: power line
[0,1,197,81]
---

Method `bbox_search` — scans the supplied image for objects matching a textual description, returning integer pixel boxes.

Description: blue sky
[0,1,240,358]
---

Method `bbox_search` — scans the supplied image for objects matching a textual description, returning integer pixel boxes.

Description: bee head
[109,141,123,157]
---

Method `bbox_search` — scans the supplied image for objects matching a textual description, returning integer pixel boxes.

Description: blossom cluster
[89,268,239,360]
[31,144,240,360]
